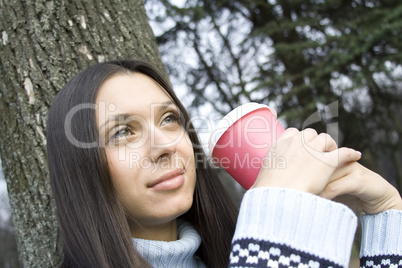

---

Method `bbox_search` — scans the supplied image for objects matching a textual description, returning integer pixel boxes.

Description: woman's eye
[161,113,179,125]
[110,126,135,140]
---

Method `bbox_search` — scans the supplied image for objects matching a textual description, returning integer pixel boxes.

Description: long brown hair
[46,60,238,267]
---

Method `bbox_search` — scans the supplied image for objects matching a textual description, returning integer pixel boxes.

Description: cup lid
[208,103,277,159]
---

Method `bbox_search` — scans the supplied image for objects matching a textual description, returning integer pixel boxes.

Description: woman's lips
[148,168,185,190]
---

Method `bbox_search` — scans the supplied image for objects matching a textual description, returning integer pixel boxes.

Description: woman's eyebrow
[99,113,133,130]
[152,100,179,114]
[159,100,175,111]
[99,101,177,130]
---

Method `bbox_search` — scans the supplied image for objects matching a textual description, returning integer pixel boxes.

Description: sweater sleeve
[359,210,402,268]
[229,187,358,268]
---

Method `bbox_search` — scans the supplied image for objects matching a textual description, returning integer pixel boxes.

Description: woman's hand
[319,162,402,215]
[252,128,362,195]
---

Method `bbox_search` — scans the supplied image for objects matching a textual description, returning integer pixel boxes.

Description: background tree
[147,0,402,191]
[146,1,401,259]
[0,0,167,266]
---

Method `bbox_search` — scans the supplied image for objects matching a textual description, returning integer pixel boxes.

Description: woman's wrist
[373,187,402,214]
[388,198,402,211]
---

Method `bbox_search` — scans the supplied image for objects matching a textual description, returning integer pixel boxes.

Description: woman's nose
[148,127,181,162]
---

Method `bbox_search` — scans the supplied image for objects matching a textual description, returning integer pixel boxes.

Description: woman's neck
[130,219,178,241]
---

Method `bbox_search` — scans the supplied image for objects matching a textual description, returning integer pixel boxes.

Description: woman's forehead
[95,73,177,122]
[97,73,173,106]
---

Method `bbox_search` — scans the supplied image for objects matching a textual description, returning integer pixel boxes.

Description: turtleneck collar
[132,220,206,268]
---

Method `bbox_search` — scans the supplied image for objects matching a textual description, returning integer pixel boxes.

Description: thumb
[321,147,361,168]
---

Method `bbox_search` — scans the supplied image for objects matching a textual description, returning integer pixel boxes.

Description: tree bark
[0,0,166,266]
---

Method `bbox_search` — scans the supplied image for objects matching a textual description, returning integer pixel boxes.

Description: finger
[301,146,360,169]
[337,147,362,164]
[322,147,361,168]
[319,175,360,200]
[278,127,300,140]
[328,161,355,183]
[320,133,338,152]
[300,128,318,143]
[306,133,338,152]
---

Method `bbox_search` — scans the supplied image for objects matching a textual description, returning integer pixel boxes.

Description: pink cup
[208,103,286,190]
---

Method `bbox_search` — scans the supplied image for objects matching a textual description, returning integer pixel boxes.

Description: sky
[0,158,11,223]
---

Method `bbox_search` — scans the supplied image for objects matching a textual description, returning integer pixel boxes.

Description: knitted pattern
[232,187,357,267]
[360,255,402,268]
[231,187,402,268]
[229,238,341,268]
[359,210,402,268]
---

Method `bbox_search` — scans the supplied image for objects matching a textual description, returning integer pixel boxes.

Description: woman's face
[96,73,196,237]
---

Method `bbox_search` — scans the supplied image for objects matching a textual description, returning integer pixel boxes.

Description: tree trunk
[0,0,166,266]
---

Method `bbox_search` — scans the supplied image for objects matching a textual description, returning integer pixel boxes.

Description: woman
[47,60,402,267]
[47,60,237,267]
